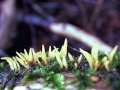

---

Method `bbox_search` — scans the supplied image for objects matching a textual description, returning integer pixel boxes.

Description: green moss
[22,74,39,85]
[33,60,63,76]
[72,69,96,90]
[0,87,4,90]
[7,86,14,90]
[98,52,107,61]
[0,62,4,69]
[44,71,65,90]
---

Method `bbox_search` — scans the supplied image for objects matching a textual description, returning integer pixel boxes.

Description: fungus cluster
[80,44,118,71]
[1,39,82,70]
[1,38,118,71]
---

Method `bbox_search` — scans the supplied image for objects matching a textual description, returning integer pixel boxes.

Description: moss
[0,87,4,90]
[0,62,4,69]
[7,86,14,90]
[22,74,39,85]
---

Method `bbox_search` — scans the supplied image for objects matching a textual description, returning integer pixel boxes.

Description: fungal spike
[60,38,68,57]
[48,46,52,58]
[53,46,60,56]
[55,54,63,69]
[91,44,99,62]
[28,48,33,63]
[36,59,43,67]
[32,48,37,64]
[78,54,82,64]
[94,60,99,70]
[62,56,68,70]
[80,48,93,69]
[109,45,118,63]
[74,63,78,69]
[12,57,20,70]
[16,52,26,62]
[41,45,47,65]
[1,57,15,70]
[102,57,109,71]
[68,53,74,61]
[15,56,29,69]
[24,49,29,61]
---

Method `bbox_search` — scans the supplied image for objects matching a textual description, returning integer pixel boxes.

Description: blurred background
[0,0,120,57]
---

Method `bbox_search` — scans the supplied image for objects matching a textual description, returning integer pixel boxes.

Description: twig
[49,23,112,52]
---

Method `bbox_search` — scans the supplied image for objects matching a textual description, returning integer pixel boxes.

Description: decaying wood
[0,0,17,51]
[49,23,112,52]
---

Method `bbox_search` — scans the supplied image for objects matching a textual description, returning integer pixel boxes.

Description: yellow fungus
[80,48,93,69]
[41,45,47,65]
[15,56,29,69]
[68,53,74,61]
[108,45,118,63]
[78,54,82,64]
[62,56,68,70]
[12,57,20,70]
[91,44,99,64]
[1,57,15,70]
[55,54,63,68]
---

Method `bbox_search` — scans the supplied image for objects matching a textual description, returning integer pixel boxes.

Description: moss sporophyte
[0,38,120,90]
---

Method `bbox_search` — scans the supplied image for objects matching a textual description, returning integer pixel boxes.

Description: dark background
[0,0,120,56]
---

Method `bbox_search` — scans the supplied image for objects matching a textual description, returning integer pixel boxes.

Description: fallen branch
[49,23,112,52]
